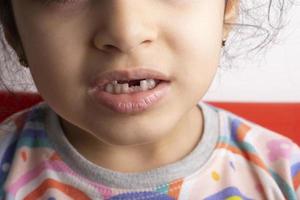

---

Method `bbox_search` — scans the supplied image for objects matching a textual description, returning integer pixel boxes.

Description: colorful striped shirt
[0,102,299,200]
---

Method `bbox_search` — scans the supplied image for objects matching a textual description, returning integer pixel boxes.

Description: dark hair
[221,0,294,69]
[0,0,295,93]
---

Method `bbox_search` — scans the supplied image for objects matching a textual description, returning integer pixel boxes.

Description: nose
[93,1,157,55]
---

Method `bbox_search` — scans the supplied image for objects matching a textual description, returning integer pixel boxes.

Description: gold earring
[222,40,226,47]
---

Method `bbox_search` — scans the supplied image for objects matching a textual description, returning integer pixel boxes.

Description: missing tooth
[117,79,145,87]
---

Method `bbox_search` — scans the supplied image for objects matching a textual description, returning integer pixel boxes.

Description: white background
[204,4,300,102]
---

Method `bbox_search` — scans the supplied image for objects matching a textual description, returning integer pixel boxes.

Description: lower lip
[88,82,170,114]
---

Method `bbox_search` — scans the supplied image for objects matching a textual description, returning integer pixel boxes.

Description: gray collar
[44,102,220,189]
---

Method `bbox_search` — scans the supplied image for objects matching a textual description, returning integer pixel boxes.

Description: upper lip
[91,68,171,89]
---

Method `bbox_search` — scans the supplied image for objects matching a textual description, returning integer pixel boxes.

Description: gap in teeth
[105,79,159,94]
[117,79,141,87]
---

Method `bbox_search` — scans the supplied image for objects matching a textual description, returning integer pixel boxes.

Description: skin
[7,0,238,172]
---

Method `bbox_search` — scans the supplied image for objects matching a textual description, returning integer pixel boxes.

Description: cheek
[165,5,224,66]
[14,5,88,85]
[170,23,222,82]
[22,23,83,83]
[11,1,87,108]
[166,20,223,101]
[23,30,86,108]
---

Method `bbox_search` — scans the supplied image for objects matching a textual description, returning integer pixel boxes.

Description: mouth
[88,68,171,114]
[91,68,171,92]
[102,79,162,94]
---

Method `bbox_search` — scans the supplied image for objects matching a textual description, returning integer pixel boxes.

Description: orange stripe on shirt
[24,178,91,200]
[168,179,184,199]
[293,172,300,190]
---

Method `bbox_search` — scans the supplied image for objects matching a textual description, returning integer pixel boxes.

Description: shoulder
[0,101,49,148]
[210,104,300,198]
[213,104,299,151]
[0,107,31,151]
[1,102,39,135]
[0,102,49,191]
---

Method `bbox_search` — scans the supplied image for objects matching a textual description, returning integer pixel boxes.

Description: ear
[223,0,240,40]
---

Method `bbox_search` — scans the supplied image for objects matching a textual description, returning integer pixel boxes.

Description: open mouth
[104,79,162,94]
[88,68,171,113]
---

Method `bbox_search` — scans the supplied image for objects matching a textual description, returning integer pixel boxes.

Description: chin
[98,124,170,146]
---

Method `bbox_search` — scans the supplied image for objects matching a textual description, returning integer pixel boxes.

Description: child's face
[11,0,233,145]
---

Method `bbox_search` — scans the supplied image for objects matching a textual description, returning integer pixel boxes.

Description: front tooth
[140,80,148,91]
[121,83,129,93]
[114,84,122,94]
[106,79,157,94]
[147,79,156,89]
[105,84,114,93]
